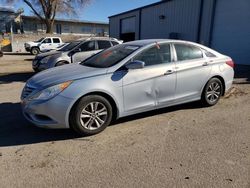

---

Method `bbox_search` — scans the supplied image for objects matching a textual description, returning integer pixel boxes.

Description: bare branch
[23,0,44,21]
[6,0,93,33]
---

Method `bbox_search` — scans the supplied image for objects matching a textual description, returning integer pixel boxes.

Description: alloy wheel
[206,82,221,103]
[79,102,108,130]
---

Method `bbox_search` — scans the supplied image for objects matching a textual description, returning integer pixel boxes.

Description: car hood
[35,51,62,60]
[25,41,39,46]
[27,63,108,89]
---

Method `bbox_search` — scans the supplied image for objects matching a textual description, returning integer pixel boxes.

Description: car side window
[97,40,112,50]
[111,41,119,46]
[134,43,171,66]
[53,38,60,43]
[43,38,52,44]
[80,41,96,51]
[158,43,171,63]
[175,44,203,61]
[205,50,216,58]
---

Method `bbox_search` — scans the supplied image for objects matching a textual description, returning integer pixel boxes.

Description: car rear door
[173,43,212,101]
[154,43,176,106]
[52,38,62,49]
[122,43,176,113]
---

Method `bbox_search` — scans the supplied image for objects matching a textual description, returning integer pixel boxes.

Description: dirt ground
[0,55,250,188]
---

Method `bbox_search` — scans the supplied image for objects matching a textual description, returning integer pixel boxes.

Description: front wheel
[31,47,40,55]
[201,78,223,106]
[69,95,113,136]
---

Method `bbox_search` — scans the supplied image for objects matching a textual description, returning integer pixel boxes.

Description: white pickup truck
[24,37,64,55]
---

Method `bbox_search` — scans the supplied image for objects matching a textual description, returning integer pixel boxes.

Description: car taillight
[226,60,235,68]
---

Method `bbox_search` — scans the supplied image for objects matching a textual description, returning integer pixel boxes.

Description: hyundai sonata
[21,39,234,135]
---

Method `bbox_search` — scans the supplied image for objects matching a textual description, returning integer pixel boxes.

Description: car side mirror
[74,48,81,53]
[126,60,145,69]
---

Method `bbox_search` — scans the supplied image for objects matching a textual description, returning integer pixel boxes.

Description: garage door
[120,17,136,42]
[211,0,250,65]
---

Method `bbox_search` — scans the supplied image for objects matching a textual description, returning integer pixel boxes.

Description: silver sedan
[21,39,234,135]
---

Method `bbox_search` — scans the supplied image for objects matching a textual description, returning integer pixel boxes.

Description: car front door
[173,43,212,101]
[39,38,52,50]
[122,43,176,113]
[72,41,97,63]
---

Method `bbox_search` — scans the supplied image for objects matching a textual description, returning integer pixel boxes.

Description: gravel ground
[0,55,249,188]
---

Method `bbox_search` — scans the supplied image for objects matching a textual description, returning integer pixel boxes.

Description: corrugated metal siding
[211,0,250,65]
[109,10,140,40]
[140,0,201,41]
[199,0,216,46]
[121,17,136,33]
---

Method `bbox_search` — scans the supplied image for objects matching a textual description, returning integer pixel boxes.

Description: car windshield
[58,41,81,52]
[35,38,44,43]
[81,44,140,68]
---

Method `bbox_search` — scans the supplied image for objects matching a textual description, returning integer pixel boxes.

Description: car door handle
[203,60,213,66]
[164,70,175,75]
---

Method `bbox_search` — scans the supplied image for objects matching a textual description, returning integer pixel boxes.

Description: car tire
[55,61,68,67]
[0,51,3,57]
[201,78,223,106]
[33,67,40,72]
[31,47,40,55]
[69,95,113,136]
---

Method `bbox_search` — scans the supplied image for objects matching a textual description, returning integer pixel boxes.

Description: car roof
[124,39,223,56]
[124,39,196,46]
[77,37,120,41]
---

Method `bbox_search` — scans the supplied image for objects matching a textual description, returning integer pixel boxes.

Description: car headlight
[40,56,50,64]
[30,81,73,101]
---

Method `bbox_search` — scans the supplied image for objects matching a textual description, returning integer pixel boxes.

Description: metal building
[109,0,250,65]
[0,6,15,33]
[21,16,109,36]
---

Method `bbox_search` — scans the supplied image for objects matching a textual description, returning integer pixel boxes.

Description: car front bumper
[21,94,74,129]
[32,60,49,72]
[25,47,31,52]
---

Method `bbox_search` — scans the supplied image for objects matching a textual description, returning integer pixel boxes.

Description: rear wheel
[70,95,113,136]
[31,47,39,55]
[201,78,223,106]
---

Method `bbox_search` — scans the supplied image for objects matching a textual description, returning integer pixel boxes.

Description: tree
[6,0,91,33]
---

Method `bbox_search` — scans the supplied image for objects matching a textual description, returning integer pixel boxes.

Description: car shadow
[0,102,78,147]
[24,58,34,61]
[0,101,203,147]
[113,101,203,125]
[0,72,35,84]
